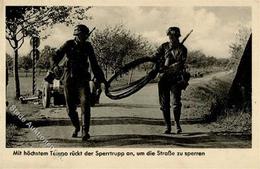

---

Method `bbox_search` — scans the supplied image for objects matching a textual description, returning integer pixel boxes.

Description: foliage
[187,50,229,68]
[18,56,32,71]
[6,6,91,43]
[227,26,251,70]
[6,6,91,98]
[7,45,55,71]
[91,25,155,77]
[6,124,18,148]
[37,45,56,70]
[209,110,251,134]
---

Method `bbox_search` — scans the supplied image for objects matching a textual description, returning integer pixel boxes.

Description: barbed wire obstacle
[105,57,160,100]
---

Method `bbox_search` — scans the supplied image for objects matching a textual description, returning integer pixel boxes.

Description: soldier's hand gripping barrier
[105,57,160,100]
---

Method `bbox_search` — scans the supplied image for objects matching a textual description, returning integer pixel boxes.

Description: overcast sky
[6,6,251,58]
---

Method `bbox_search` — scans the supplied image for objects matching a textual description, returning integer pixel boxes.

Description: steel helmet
[167,27,181,37]
[73,24,90,35]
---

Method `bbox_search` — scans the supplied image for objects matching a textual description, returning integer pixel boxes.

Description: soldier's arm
[88,43,107,83]
[181,46,188,64]
[150,44,164,62]
[51,41,68,69]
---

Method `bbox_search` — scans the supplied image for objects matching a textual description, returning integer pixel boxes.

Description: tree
[19,56,32,77]
[187,50,229,68]
[227,26,251,70]
[6,6,91,99]
[91,25,154,78]
[37,45,56,71]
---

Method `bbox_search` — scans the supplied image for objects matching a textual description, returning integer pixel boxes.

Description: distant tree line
[7,24,236,77]
[8,26,249,75]
[6,23,250,97]
[187,50,230,68]
[91,25,155,78]
[6,45,55,74]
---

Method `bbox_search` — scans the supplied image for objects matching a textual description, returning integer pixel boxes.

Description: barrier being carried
[105,57,160,100]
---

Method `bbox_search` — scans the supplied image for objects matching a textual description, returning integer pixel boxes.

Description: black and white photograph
[2,1,259,168]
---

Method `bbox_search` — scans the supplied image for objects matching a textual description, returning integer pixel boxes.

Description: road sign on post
[30,36,40,95]
[30,49,40,61]
[30,36,40,48]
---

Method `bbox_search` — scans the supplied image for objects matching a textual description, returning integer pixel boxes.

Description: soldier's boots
[176,121,182,134]
[164,122,182,134]
[162,109,172,134]
[82,126,90,141]
[161,108,182,134]
[71,122,80,137]
[174,108,182,134]
[164,128,171,134]
[72,127,80,138]
[69,113,80,138]
[72,125,91,141]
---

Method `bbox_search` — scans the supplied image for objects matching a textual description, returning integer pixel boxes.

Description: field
[7,69,47,97]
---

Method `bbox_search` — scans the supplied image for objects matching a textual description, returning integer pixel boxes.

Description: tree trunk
[105,64,108,79]
[13,39,21,99]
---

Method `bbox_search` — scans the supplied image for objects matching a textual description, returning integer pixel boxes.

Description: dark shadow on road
[19,132,251,148]
[24,116,206,127]
[44,103,158,109]
[94,103,159,109]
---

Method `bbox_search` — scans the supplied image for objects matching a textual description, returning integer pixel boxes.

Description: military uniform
[52,33,106,140]
[152,27,188,134]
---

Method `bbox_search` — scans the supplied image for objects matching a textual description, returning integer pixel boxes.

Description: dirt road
[9,71,250,148]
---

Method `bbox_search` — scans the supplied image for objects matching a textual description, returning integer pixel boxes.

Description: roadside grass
[6,75,46,147]
[208,110,251,134]
[7,75,46,100]
[6,124,19,148]
[6,75,44,119]
[188,71,252,134]
[181,71,234,120]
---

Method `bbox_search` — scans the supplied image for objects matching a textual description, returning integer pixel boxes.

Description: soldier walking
[52,24,107,141]
[152,27,189,134]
